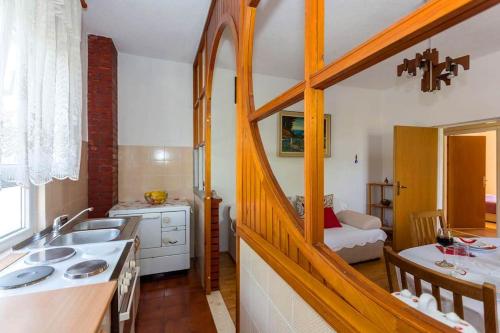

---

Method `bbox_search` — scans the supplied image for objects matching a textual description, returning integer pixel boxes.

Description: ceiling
[217,0,500,89]
[83,0,211,63]
[83,0,500,89]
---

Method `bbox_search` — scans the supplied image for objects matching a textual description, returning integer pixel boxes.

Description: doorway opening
[444,123,499,238]
[211,27,237,323]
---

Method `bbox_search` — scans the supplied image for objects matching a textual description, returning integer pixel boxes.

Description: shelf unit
[367,182,393,234]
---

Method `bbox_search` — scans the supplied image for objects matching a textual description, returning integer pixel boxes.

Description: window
[0,185,33,252]
[0,1,83,187]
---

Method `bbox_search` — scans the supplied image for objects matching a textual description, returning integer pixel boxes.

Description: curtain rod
[81,0,87,8]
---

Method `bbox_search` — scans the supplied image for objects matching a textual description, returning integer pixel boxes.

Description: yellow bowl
[144,191,168,205]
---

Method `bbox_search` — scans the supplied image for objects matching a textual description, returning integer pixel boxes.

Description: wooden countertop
[0,281,117,333]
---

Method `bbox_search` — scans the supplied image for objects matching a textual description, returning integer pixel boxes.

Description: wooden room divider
[193,0,499,331]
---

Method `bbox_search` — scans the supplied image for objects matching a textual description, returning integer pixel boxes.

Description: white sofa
[291,197,387,264]
[326,198,387,264]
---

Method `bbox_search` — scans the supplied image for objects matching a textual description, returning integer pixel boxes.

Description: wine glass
[435,227,454,268]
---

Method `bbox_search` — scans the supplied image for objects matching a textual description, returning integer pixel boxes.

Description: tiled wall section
[44,142,89,228]
[118,145,193,202]
[240,239,336,333]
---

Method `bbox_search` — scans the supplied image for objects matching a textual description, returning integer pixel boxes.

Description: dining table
[399,238,500,333]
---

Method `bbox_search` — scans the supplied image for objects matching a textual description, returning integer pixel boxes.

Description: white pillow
[333,198,348,214]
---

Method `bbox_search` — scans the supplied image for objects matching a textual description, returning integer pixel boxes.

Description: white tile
[240,303,253,333]
[268,270,294,324]
[240,268,252,310]
[240,239,253,271]
[269,304,294,333]
[250,280,270,333]
[251,250,270,294]
[250,319,260,333]
[206,291,235,333]
[291,296,336,333]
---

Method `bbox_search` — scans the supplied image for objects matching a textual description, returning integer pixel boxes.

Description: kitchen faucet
[52,207,94,236]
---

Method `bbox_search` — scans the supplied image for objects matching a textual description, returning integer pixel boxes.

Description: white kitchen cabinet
[109,201,191,276]
[138,213,162,249]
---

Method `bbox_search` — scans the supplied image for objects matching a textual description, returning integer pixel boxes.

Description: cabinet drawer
[161,211,186,228]
[161,229,185,247]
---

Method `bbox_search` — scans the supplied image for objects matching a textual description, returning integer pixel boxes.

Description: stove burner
[0,266,54,290]
[64,260,108,279]
[25,247,76,265]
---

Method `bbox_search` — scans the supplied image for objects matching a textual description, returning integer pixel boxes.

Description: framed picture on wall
[278,111,331,157]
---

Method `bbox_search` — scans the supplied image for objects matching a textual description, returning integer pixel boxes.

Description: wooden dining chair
[383,246,497,333]
[410,210,447,247]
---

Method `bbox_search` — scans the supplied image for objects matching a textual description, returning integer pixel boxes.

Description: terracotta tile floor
[136,267,217,333]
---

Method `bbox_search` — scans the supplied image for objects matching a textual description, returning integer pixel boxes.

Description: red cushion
[324,207,342,228]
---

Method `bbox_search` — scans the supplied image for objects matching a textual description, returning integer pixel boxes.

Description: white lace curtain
[0,0,82,188]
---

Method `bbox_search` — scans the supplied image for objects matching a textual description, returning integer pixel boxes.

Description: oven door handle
[119,267,140,322]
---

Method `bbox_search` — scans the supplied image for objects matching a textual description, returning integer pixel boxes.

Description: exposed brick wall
[87,35,118,217]
[210,198,222,291]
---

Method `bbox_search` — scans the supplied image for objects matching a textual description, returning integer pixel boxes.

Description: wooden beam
[194,0,217,62]
[247,0,260,8]
[303,0,324,244]
[248,81,305,122]
[310,0,499,90]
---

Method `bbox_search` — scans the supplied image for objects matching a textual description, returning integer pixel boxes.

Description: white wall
[211,68,302,250]
[119,38,500,247]
[212,66,385,239]
[379,49,500,178]
[240,239,336,333]
[259,84,384,213]
[211,66,236,252]
[118,53,193,147]
[117,53,195,254]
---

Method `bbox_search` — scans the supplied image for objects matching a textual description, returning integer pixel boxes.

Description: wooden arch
[194,0,499,331]
[193,0,240,293]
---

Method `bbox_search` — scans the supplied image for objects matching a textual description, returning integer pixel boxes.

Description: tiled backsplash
[43,142,89,229]
[118,145,193,202]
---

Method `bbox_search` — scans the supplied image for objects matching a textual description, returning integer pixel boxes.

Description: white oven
[118,236,140,333]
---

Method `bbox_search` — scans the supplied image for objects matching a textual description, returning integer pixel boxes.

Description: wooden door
[447,136,486,229]
[394,126,438,251]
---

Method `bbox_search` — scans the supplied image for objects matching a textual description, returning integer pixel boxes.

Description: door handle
[397,181,408,195]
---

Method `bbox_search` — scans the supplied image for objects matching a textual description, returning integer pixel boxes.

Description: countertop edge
[0,281,117,333]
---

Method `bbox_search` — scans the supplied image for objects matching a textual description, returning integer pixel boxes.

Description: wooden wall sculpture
[194,0,499,331]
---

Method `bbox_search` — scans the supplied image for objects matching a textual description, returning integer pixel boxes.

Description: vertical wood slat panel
[266,192,273,242]
[250,158,255,231]
[260,183,266,238]
[255,171,261,235]
[246,139,251,227]
[275,212,283,250]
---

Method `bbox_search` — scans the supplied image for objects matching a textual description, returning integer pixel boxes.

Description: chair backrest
[383,246,497,333]
[410,210,447,247]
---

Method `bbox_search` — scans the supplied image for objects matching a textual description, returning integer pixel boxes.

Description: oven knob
[125,272,132,280]
[130,260,136,268]
[119,284,126,295]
